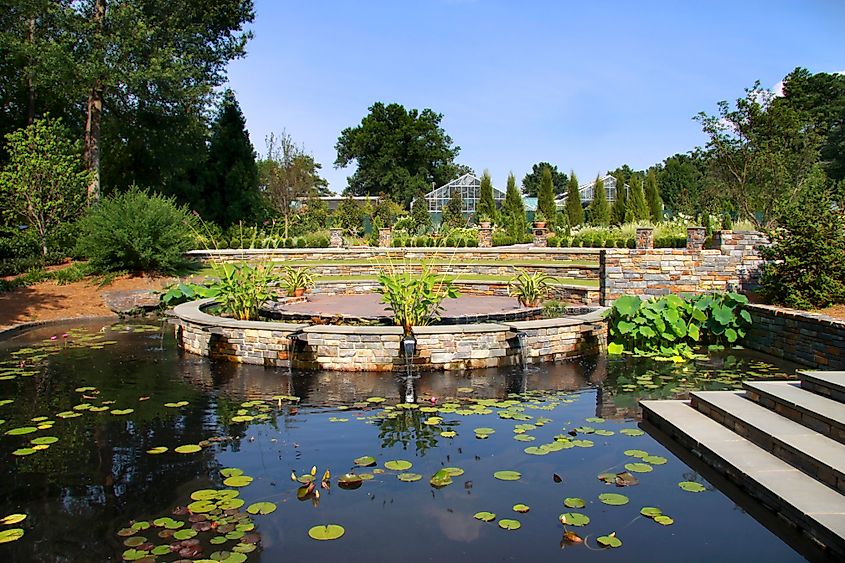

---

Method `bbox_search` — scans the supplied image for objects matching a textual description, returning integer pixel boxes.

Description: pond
[0,320,812,562]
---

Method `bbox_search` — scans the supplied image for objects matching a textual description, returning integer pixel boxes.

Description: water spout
[401,335,417,378]
[514,331,529,369]
[288,331,304,374]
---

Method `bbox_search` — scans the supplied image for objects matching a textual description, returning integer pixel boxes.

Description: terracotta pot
[479,221,491,229]
[293,287,305,297]
[519,298,540,308]
[533,221,546,229]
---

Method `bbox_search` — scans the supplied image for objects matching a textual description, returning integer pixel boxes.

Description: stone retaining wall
[745,304,845,369]
[601,231,766,303]
[294,262,598,279]
[171,299,607,371]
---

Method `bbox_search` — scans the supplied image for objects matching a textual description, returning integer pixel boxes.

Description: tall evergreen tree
[644,169,663,222]
[565,172,584,226]
[203,89,260,226]
[588,175,610,226]
[624,174,649,223]
[537,166,557,222]
[475,169,498,222]
[442,189,465,228]
[610,170,627,225]
[502,173,527,241]
[411,191,432,234]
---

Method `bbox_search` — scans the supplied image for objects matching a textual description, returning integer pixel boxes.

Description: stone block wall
[745,304,845,369]
[505,315,607,364]
[600,231,767,304]
[295,326,403,372]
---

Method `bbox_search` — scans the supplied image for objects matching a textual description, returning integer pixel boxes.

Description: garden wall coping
[187,247,602,256]
[172,299,305,331]
[504,307,607,330]
[301,324,404,335]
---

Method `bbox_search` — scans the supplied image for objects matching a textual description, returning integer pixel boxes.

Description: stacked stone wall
[745,304,845,369]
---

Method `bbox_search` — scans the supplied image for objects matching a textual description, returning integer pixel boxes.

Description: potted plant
[532,211,547,229]
[508,269,552,307]
[281,266,313,297]
[476,213,492,229]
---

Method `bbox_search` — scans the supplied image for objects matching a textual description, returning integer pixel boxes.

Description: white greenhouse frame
[555,174,629,205]
[423,173,506,213]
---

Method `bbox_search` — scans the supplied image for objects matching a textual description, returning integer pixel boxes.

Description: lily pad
[110,409,134,416]
[308,524,345,541]
[473,511,496,522]
[173,528,197,540]
[493,470,521,481]
[678,481,706,493]
[564,497,585,509]
[384,460,412,471]
[440,431,457,438]
[620,428,644,437]
[353,455,376,467]
[474,427,495,435]
[12,448,36,456]
[498,519,521,530]
[397,473,422,482]
[0,514,26,525]
[624,449,649,458]
[220,467,244,477]
[524,446,550,456]
[643,455,668,465]
[429,469,453,488]
[640,507,663,518]
[246,502,277,515]
[442,467,464,477]
[187,500,216,513]
[365,397,386,403]
[30,436,58,445]
[559,512,590,527]
[624,462,653,473]
[597,533,622,548]
[5,426,37,436]
[174,444,201,454]
[512,504,530,513]
[599,493,629,506]
[223,475,254,487]
[654,515,674,526]
[146,446,168,454]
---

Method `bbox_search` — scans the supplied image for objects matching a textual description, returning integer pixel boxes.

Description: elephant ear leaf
[613,295,641,317]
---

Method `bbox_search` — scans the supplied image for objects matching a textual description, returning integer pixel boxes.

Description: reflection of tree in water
[374,376,447,454]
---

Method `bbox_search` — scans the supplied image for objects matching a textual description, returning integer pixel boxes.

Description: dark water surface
[0,320,814,562]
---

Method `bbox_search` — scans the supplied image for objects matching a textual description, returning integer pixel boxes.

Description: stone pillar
[687,227,706,251]
[378,227,392,247]
[478,225,492,248]
[635,228,653,249]
[532,226,548,247]
[715,230,733,253]
[329,228,343,248]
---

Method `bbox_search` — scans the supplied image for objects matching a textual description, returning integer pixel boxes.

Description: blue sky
[226,0,845,193]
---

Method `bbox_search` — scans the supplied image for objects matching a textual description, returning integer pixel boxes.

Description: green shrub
[492,231,515,247]
[76,187,197,274]
[303,232,330,248]
[760,180,845,309]
[547,235,560,247]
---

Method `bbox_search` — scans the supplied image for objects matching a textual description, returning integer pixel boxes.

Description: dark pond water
[0,320,815,562]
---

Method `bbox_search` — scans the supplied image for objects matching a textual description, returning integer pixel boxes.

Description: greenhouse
[557,174,628,205]
[422,173,506,214]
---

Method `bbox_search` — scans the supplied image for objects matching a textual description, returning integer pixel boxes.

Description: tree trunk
[84,0,106,204]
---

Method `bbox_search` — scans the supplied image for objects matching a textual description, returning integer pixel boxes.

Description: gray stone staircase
[641,370,845,559]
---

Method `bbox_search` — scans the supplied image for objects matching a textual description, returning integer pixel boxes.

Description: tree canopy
[521,162,567,196]
[335,102,463,206]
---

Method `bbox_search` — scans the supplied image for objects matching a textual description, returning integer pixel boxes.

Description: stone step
[744,380,845,445]
[801,371,845,403]
[641,399,845,558]
[691,390,845,493]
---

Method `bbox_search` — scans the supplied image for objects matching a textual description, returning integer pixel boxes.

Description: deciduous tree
[521,162,567,196]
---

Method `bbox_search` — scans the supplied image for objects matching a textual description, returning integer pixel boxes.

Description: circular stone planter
[170,298,607,372]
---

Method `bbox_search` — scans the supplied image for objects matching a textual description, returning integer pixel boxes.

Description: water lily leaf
[223,475,253,487]
[512,504,530,513]
[365,396,386,403]
[559,512,590,527]
[624,462,653,473]
[30,444,49,451]
[654,515,674,526]
[678,481,706,493]
[620,428,644,437]
[440,431,457,438]
[423,416,442,425]
[473,511,495,522]
[397,472,422,482]
[187,500,216,513]
[643,455,668,465]
[173,528,197,540]
[585,417,605,423]
[442,467,464,477]
[498,519,521,530]
[231,415,254,423]
[209,536,228,545]
[246,502,276,515]
[123,535,146,547]
[353,456,376,467]
[164,401,189,408]
[220,467,244,477]
[624,449,649,458]
[384,460,412,471]
[607,342,625,355]
[640,507,662,518]
[429,469,453,488]
[308,524,345,540]
[5,426,37,436]
[594,429,615,436]
[174,444,201,454]
[473,427,495,435]
[120,548,147,560]
[564,497,585,509]
[151,545,171,555]
[524,445,549,456]
[493,470,521,481]
[56,411,81,419]
[0,514,26,525]
[597,533,622,548]
[12,448,36,456]
[190,489,218,500]
[513,434,535,442]
[75,386,96,393]
[110,409,134,416]
[146,446,168,454]
[217,498,245,510]
[599,493,629,506]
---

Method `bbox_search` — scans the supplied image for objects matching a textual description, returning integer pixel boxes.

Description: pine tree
[588,175,610,226]
[610,171,627,225]
[476,170,498,223]
[411,192,432,234]
[645,169,663,222]
[565,172,584,226]
[502,173,527,241]
[442,189,465,228]
[624,174,649,223]
[537,166,557,222]
[204,90,260,226]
